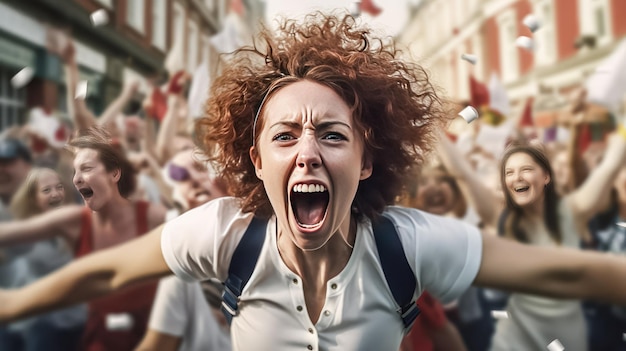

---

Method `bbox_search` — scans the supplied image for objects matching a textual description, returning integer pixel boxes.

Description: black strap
[372,215,420,330]
[221,216,267,325]
[222,215,420,329]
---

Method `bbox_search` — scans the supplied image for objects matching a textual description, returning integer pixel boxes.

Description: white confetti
[90,9,109,27]
[547,339,564,351]
[617,222,626,228]
[523,14,541,33]
[75,81,88,100]
[516,36,535,52]
[491,310,509,319]
[458,105,479,124]
[105,313,134,331]
[349,2,361,17]
[461,53,478,65]
[10,67,34,89]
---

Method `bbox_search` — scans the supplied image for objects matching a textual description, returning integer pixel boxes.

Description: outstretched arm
[60,40,98,131]
[565,124,626,224]
[98,81,139,128]
[475,234,626,304]
[155,95,184,165]
[0,225,170,323]
[0,206,83,247]
[437,130,500,229]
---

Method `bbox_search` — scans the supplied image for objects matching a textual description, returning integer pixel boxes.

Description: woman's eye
[56,184,64,191]
[323,132,346,141]
[273,133,294,141]
[42,188,51,194]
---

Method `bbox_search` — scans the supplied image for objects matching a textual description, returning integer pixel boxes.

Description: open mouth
[193,190,211,204]
[514,186,530,193]
[290,183,329,229]
[78,187,94,199]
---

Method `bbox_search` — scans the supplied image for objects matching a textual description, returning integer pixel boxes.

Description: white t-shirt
[148,276,231,351]
[161,197,483,351]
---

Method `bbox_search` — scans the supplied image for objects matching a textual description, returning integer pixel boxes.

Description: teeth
[292,184,327,193]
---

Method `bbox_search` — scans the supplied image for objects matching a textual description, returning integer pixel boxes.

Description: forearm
[437,131,498,226]
[64,62,97,130]
[155,95,181,164]
[99,84,136,126]
[568,132,626,218]
[477,235,626,305]
[2,227,170,322]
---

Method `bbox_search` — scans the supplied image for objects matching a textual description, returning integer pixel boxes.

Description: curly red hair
[196,13,446,219]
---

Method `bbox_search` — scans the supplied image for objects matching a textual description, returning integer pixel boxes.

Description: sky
[263,0,417,37]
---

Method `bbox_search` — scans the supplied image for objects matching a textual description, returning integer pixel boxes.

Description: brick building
[399,0,626,126]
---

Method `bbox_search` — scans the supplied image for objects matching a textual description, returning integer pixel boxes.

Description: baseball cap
[0,138,32,163]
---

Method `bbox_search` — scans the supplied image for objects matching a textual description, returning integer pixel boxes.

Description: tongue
[295,195,326,226]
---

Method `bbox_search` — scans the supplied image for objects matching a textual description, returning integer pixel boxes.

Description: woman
[0,127,166,351]
[1,14,626,351]
[439,121,626,350]
[0,168,85,351]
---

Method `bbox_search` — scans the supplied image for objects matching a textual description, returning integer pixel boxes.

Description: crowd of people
[1,12,626,351]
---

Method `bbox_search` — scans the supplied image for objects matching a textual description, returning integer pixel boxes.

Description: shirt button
[308,328,314,334]
[292,278,298,284]
[324,310,331,316]
[331,283,337,289]
[297,305,303,312]
[307,345,313,350]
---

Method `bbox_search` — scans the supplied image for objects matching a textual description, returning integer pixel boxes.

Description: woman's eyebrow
[316,121,352,130]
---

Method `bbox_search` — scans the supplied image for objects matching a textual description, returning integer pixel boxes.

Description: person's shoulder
[382,206,466,230]
[163,196,248,235]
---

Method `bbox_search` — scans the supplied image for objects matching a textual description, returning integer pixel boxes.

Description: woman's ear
[360,157,373,180]
[249,146,263,180]
[112,168,121,183]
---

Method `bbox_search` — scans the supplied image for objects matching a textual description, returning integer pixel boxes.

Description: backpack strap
[221,216,267,325]
[372,215,420,330]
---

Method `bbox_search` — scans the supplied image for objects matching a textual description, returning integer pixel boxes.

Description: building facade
[0,0,264,132]
[399,0,626,125]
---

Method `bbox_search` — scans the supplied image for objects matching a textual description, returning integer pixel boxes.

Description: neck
[96,195,133,222]
[520,194,545,219]
[278,216,356,284]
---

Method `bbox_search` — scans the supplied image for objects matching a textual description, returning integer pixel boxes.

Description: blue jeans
[0,320,83,351]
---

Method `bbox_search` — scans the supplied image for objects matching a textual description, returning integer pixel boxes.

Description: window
[497,9,519,83]
[0,67,27,132]
[152,0,167,50]
[173,2,186,50]
[126,0,145,33]
[531,0,556,65]
[187,21,199,71]
[578,0,612,46]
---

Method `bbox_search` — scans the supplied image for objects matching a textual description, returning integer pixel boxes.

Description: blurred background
[0,0,624,142]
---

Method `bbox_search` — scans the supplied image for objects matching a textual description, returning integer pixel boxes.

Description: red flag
[230,0,244,16]
[518,97,534,127]
[360,0,382,16]
[469,75,489,108]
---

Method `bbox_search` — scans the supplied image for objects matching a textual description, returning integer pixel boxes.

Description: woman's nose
[296,137,322,170]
